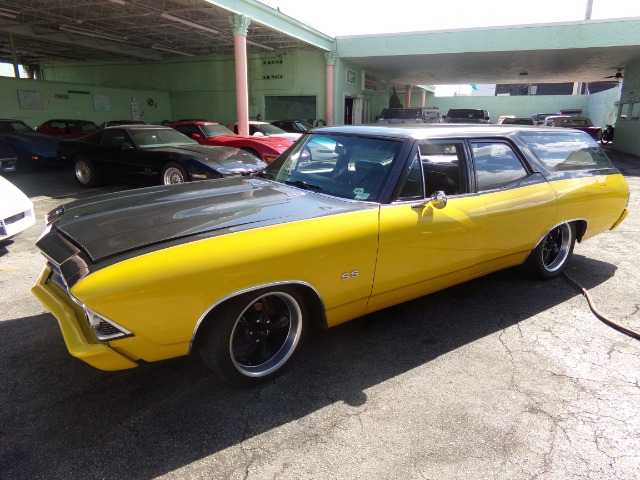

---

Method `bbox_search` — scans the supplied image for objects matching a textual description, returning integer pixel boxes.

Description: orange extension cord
[563,272,640,341]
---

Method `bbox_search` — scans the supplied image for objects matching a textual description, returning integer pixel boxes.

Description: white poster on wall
[17,90,43,110]
[93,94,111,112]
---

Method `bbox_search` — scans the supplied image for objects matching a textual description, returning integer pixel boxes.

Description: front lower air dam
[32,266,138,371]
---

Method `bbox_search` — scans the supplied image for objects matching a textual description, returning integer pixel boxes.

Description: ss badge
[341,270,359,280]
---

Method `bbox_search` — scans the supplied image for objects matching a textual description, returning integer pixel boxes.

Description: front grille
[47,263,69,291]
[95,321,122,338]
[4,212,25,225]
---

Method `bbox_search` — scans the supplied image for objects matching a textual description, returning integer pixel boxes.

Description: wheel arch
[530,218,586,252]
[190,281,327,355]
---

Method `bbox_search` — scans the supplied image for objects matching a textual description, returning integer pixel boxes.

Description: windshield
[201,124,235,137]
[130,128,198,148]
[381,109,423,119]
[0,121,35,133]
[255,123,287,135]
[262,133,403,202]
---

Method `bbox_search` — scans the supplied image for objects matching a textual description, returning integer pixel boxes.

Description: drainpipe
[230,14,250,136]
[9,34,20,78]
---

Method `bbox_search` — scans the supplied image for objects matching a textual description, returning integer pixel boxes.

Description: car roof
[104,124,172,130]
[315,123,550,140]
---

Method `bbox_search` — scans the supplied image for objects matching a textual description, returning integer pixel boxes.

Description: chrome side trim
[189,280,326,354]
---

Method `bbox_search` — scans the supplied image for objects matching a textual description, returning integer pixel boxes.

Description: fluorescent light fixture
[0,10,17,19]
[160,11,219,34]
[60,25,127,43]
[152,44,194,57]
[106,0,127,4]
[246,40,274,51]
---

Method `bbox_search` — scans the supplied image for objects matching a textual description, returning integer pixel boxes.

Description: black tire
[74,156,101,187]
[161,162,189,184]
[197,287,307,387]
[524,223,576,279]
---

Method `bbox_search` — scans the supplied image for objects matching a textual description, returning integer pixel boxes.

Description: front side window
[470,142,527,191]
[418,141,466,196]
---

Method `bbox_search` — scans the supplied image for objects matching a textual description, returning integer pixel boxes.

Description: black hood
[148,144,266,170]
[40,177,370,263]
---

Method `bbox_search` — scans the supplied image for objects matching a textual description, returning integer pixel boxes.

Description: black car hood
[148,144,265,169]
[45,177,371,263]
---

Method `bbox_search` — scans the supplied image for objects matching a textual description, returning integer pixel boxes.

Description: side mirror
[430,190,448,209]
[190,133,202,141]
[119,142,134,150]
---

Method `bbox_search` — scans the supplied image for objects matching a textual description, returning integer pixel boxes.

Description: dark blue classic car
[0,119,60,171]
[57,124,267,187]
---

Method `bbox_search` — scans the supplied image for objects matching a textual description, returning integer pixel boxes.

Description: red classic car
[35,119,99,138]
[171,121,293,164]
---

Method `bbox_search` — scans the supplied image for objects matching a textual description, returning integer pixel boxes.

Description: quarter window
[470,142,527,191]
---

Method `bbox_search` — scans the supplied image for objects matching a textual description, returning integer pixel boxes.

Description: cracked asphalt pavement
[1,148,639,479]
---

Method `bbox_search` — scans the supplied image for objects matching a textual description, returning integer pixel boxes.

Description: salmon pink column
[421,88,426,107]
[324,52,338,126]
[230,14,251,136]
[405,85,412,108]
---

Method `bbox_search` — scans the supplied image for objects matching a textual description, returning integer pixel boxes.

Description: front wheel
[524,223,576,279]
[161,162,189,184]
[74,157,101,187]
[197,287,307,387]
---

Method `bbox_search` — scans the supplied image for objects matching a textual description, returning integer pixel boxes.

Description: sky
[259,0,640,36]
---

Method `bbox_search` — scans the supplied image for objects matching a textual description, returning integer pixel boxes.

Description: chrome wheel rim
[541,224,572,272]
[75,160,91,184]
[229,292,302,377]
[163,167,185,184]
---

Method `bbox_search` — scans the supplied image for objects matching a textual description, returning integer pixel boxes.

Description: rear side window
[470,142,528,192]
[518,132,612,171]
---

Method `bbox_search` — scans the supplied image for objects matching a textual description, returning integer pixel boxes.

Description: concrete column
[421,88,426,108]
[230,14,251,136]
[405,85,412,108]
[9,34,20,78]
[324,52,339,126]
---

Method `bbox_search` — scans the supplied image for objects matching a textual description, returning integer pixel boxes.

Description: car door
[468,139,557,268]
[369,140,489,309]
[93,128,141,180]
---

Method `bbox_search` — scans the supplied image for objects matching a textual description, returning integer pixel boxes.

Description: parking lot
[1,148,639,480]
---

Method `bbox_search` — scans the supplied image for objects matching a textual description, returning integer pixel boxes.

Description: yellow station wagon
[33,124,630,386]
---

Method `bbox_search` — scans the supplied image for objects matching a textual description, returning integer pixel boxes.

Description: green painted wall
[38,50,329,126]
[0,77,171,128]
[614,61,640,156]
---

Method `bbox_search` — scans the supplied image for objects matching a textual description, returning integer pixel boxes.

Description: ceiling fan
[604,69,624,80]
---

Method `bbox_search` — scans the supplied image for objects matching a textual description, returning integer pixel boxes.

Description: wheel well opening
[191,283,327,354]
[572,219,587,242]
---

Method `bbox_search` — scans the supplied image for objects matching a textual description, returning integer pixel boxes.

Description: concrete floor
[1,148,639,480]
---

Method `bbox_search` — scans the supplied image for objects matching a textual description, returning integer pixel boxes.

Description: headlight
[84,307,133,341]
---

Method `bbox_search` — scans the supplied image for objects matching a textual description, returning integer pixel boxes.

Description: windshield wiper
[284,180,323,191]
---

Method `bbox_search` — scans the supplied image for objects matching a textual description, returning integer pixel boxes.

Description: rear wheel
[197,287,307,387]
[161,162,188,184]
[74,157,101,187]
[524,223,576,279]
